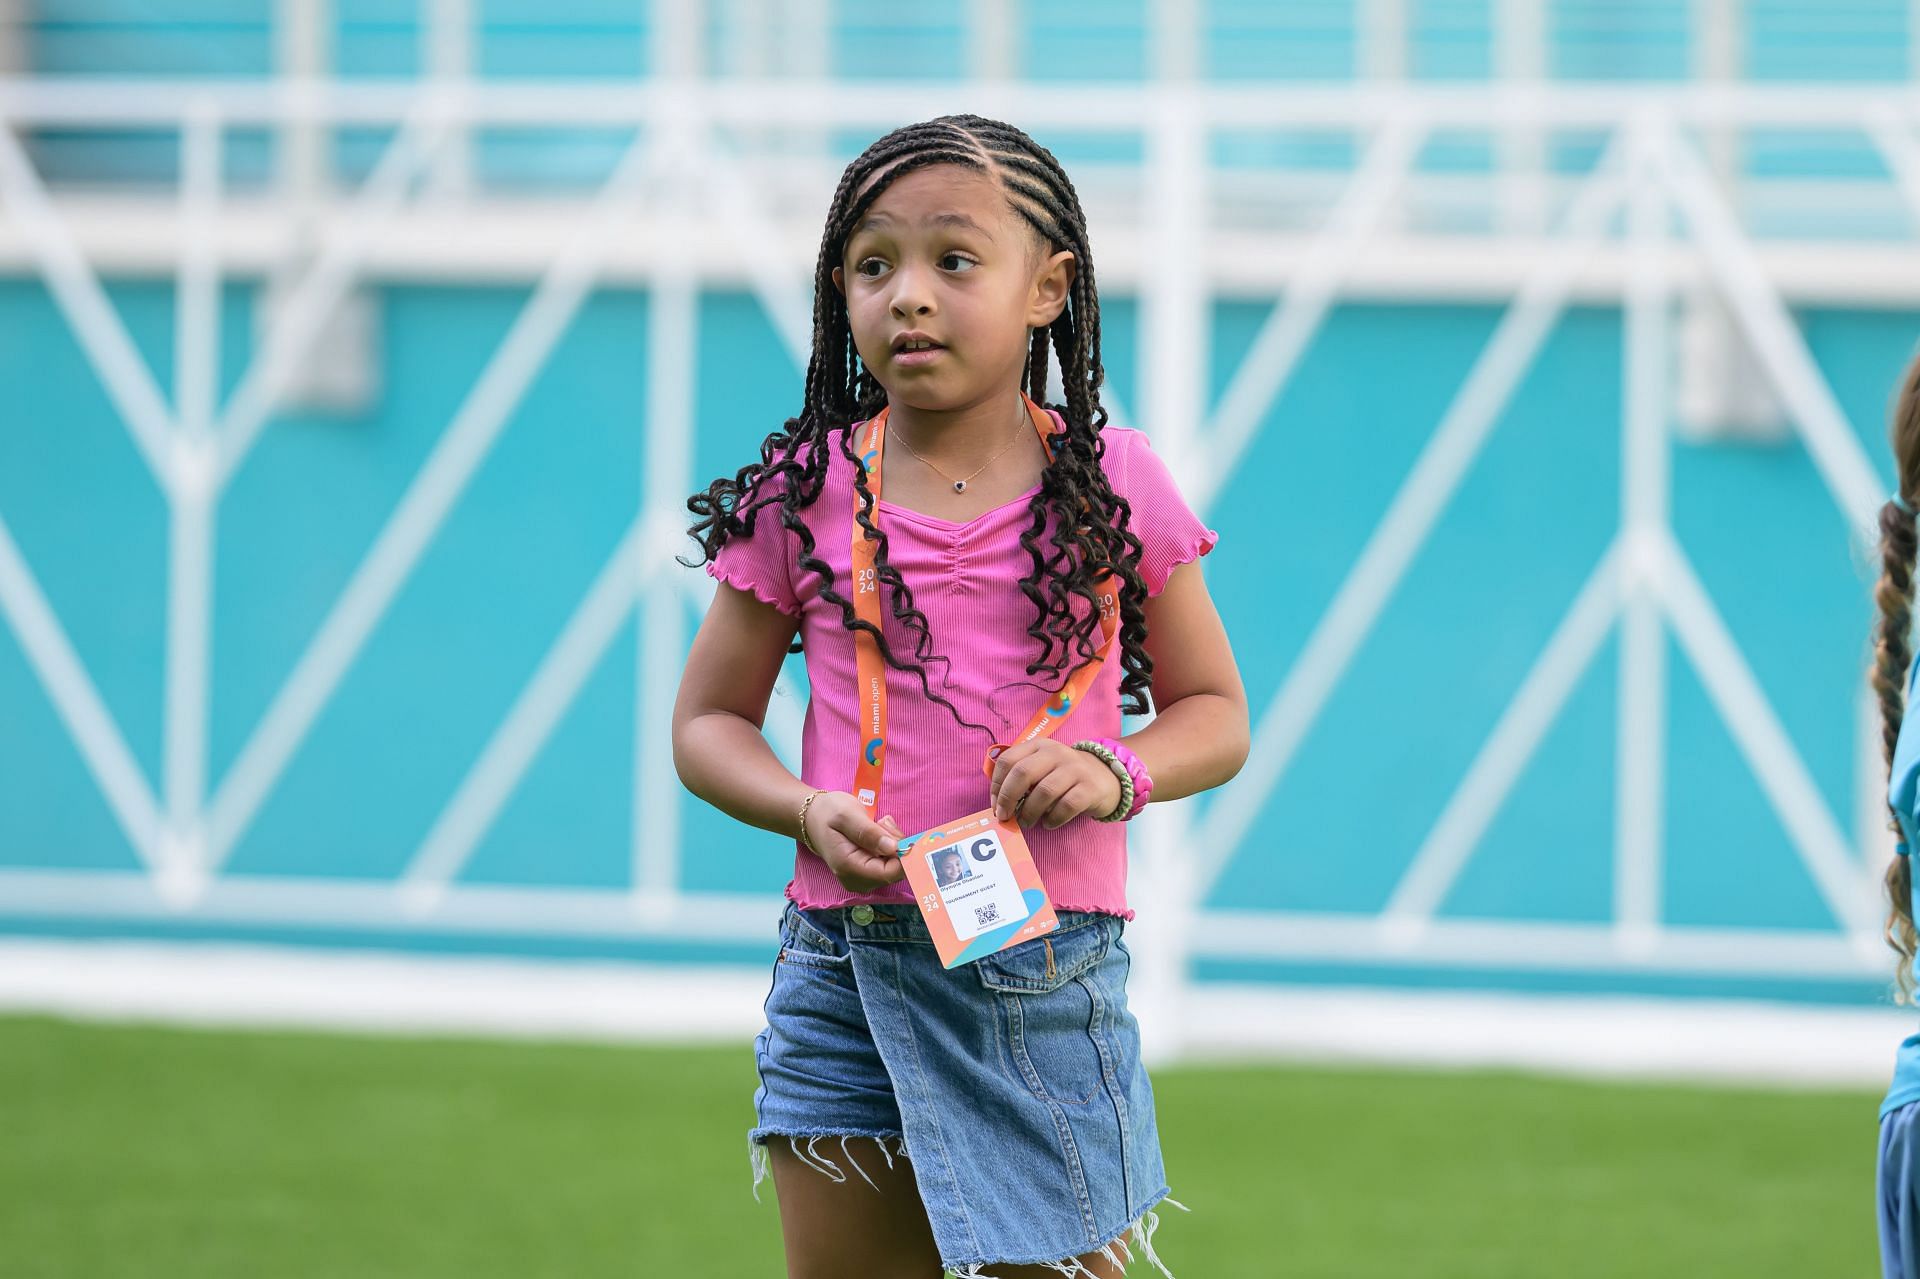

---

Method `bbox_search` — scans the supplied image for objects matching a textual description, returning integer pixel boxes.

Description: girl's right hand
[801,793,907,893]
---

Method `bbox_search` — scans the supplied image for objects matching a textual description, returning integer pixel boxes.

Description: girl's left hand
[988,739,1123,829]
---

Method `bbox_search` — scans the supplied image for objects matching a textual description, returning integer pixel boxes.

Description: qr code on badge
[972,902,1001,929]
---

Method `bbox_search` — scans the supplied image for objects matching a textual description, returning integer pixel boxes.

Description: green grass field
[0,1014,1880,1277]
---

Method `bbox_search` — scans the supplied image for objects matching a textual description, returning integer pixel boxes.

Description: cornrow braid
[1875,351,1920,1004]
[682,114,1157,747]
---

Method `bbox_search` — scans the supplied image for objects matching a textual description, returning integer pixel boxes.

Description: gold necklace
[886,400,1028,494]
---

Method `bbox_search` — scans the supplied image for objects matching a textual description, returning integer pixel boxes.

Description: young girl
[672,115,1249,1278]
[1877,351,1920,1279]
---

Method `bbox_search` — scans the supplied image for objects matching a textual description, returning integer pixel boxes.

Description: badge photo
[897,807,1059,969]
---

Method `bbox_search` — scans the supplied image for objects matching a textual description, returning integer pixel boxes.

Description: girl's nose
[888,266,935,319]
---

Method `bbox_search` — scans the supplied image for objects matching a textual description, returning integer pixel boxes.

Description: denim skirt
[748,899,1179,1275]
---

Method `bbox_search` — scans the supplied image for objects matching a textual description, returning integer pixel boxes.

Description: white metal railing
[0,80,1911,1055]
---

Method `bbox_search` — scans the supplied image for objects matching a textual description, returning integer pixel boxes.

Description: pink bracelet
[1089,736,1152,820]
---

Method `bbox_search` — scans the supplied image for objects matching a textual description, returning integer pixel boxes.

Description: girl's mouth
[893,344,946,367]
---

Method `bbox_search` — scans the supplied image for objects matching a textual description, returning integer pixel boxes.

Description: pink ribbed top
[706,411,1218,919]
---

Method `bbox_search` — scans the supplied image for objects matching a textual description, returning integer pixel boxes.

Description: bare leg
[767,1137,945,1279]
[768,1136,1149,1278]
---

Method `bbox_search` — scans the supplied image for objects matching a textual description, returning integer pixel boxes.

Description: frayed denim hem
[751,1129,1187,1276]
[747,1128,909,1201]
[943,1187,1188,1279]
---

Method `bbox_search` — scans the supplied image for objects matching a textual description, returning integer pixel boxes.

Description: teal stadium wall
[4,1,1917,1007]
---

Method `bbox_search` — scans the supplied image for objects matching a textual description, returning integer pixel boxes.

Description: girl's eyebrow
[854,210,996,242]
[927,212,995,241]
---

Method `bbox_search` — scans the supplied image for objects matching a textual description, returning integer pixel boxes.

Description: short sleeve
[1122,429,1219,596]
[706,479,802,617]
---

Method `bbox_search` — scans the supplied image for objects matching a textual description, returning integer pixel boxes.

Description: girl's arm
[672,582,809,834]
[1121,555,1250,801]
[989,557,1248,825]
[672,583,904,889]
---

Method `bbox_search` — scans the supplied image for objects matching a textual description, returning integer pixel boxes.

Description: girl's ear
[1026,250,1076,328]
[831,265,846,297]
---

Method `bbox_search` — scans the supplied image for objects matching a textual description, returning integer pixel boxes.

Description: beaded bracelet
[1072,740,1135,822]
[1090,736,1153,819]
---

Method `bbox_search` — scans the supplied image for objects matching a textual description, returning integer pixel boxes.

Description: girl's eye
[940,253,977,272]
[855,257,889,278]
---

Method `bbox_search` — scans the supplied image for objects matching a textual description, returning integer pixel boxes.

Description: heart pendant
[953,480,967,493]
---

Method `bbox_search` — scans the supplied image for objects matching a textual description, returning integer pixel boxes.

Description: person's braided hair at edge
[1874,352,1920,1003]
[681,114,1156,743]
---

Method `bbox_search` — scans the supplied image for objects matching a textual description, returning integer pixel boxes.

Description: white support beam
[1867,106,1920,239]
[0,516,167,879]
[1150,0,1200,83]
[216,108,447,487]
[1378,544,1623,942]
[422,0,474,202]
[635,110,699,905]
[202,133,662,884]
[1359,0,1408,82]
[1196,118,1427,515]
[275,0,333,202]
[651,0,704,79]
[1658,532,1879,947]
[1190,138,1632,901]
[163,100,223,898]
[700,139,813,367]
[401,523,654,913]
[1615,126,1670,952]
[1693,0,1743,185]
[1495,0,1549,233]
[1140,94,1207,472]
[1134,0,1207,1058]
[0,125,177,484]
[970,0,1017,82]
[1659,128,1885,544]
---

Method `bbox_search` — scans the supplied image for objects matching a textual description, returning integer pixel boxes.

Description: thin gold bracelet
[796,788,828,853]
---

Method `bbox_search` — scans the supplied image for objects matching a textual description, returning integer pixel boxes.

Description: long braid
[1876,352,1920,1003]
[684,114,1156,748]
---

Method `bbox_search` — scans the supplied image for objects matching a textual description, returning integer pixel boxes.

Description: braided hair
[682,115,1154,743]
[1874,351,1920,1004]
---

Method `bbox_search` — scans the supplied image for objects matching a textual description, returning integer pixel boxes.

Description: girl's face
[832,163,1075,413]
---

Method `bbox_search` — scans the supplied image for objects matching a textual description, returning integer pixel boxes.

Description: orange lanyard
[848,393,1119,816]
